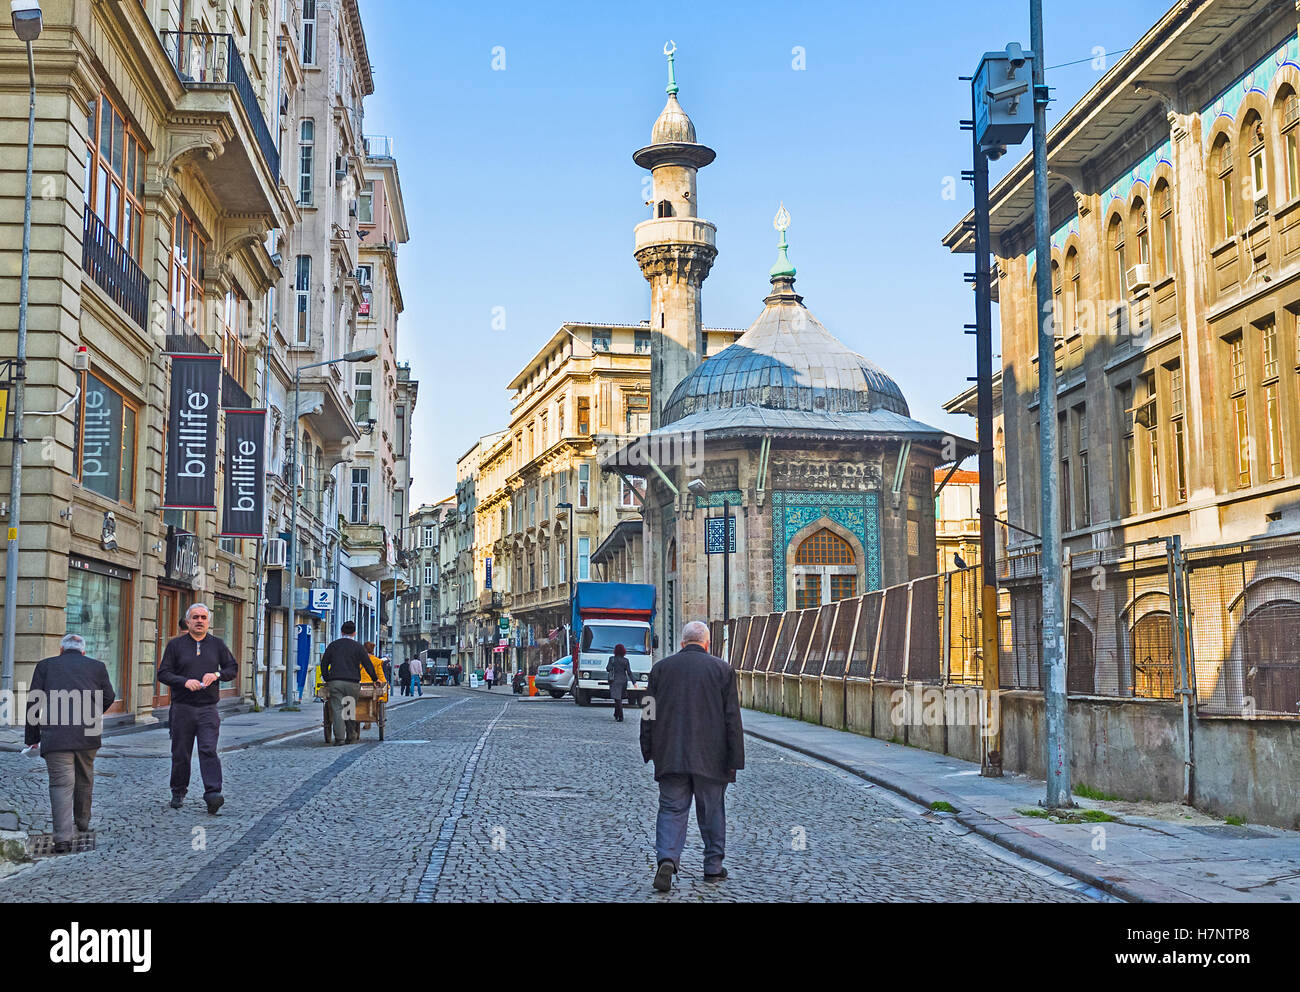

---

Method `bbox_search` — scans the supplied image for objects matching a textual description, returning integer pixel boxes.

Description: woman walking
[606,644,633,722]
[485,662,495,690]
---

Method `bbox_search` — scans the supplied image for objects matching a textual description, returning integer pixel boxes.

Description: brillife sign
[163,356,221,510]
[221,409,266,538]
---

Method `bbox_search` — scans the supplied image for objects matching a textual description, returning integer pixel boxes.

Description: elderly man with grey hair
[158,602,238,814]
[24,633,116,854]
[640,620,745,892]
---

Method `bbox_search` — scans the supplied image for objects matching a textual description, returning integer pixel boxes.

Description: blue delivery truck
[570,581,657,707]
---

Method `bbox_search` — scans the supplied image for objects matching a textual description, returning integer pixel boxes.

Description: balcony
[364,135,395,159]
[341,521,393,582]
[82,211,148,330]
[160,31,281,212]
[222,371,255,409]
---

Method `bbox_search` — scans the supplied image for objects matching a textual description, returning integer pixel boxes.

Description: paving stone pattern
[0,691,1088,902]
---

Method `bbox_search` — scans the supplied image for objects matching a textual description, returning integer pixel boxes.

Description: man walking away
[376,645,392,688]
[24,634,116,853]
[640,621,744,892]
[320,621,379,745]
[606,643,633,722]
[398,658,410,696]
[158,603,239,814]
[408,654,423,696]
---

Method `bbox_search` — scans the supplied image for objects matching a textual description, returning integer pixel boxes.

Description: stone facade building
[943,0,1300,706]
[403,498,451,663]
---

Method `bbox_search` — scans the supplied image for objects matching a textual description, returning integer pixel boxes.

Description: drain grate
[27,831,96,858]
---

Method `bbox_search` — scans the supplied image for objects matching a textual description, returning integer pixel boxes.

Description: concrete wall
[744,675,1300,829]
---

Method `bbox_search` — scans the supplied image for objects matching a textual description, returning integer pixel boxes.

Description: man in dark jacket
[320,621,379,745]
[157,603,239,814]
[640,621,744,892]
[24,634,116,853]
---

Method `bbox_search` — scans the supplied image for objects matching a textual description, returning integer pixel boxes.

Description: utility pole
[1030,0,1072,808]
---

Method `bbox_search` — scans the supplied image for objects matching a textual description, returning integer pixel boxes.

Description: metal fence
[722,533,1300,719]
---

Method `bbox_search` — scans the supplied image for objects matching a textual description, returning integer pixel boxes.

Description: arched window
[1213,133,1235,239]
[1153,180,1174,279]
[1067,619,1095,694]
[1108,214,1127,298]
[1243,110,1267,217]
[1242,600,1300,714]
[656,200,674,218]
[793,527,857,609]
[1051,259,1062,335]
[1280,87,1300,201]
[1064,248,1079,336]
[1131,196,1150,269]
[1131,611,1175,699]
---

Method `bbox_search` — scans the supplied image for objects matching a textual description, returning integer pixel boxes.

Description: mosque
[603,45,972,650]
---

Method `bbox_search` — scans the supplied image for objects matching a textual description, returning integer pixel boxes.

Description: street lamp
[2,0,41,695]
[556,501,574,660]
[688,478,729,623]
[283,348,377,710]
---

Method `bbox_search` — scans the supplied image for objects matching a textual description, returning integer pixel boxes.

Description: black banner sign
[163,355,221,510]
[221,409,266,538]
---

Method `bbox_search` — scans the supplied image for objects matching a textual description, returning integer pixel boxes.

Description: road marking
[415,700,511,902]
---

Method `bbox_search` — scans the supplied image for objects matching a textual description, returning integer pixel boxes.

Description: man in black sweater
[157,603,239,814]
[320,620,378,745]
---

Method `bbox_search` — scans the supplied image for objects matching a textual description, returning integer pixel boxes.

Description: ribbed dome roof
[651,93,697,144]
[661,277,910,427]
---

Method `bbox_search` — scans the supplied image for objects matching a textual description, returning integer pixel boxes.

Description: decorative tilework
[694,490,743,509]
[771,490,882,612]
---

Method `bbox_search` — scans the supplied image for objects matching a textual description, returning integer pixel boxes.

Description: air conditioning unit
[1125,264,1150,293]
[349,200,358,217]
[300,558,316,580]
[1254,189,1269,218]
[1131,395,1157,430]
[265,538,287,569]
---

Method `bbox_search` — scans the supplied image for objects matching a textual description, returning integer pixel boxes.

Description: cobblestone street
[0,690,1093,902]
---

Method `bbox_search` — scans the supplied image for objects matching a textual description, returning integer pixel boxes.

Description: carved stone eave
[634,242,718,283]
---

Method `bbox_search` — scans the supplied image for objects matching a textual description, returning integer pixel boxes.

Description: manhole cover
[1187,825,1275,840]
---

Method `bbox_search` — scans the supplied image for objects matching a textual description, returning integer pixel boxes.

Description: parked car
[533,658,574,698]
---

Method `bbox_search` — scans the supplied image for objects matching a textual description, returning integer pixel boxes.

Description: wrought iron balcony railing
[81,210,148,330]
[160,31,280,181]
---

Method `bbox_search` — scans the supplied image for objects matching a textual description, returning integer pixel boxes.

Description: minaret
[634,42,717,429]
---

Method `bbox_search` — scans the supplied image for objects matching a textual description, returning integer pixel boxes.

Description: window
[578,463,590,508]
[357,264,372,319]
[395,405,405,457]
[635,329,651,354]
[1246,112,1267,215]
[423,525,433,548]
[557,400,565,438]
[1283,90,1300,201]
[558,542,566,584]
[423,599,432,624]
[620,475,645,508]
[1059,412,1072,528]
[1262,321,1284,480]
[85,92,146,262]
[1109,215,1127,298]
[793,528,858,606]
[540,413,548,451]
[350,468,369,523]
[1076,405,1090,526]
[1170,362,1187,504]
[559,467,568,505]
[577,397,590,435]
[295,255,311,344]
[1132,197,1150,268]
[301,0,316,64]
[625,393,650,434]
[424,562,433,586]
[1118,383,1135,516]
[298,119,314,205]
[528,553,535,591]
[170,208,207,330]
[358,180,374,224]
[529,487,536,527]
[1155,181,1174,280]
[578,537,590,581]
[1063,249,1079,338]
[354,370,372,423]
[1214,135,1235,240]
[1228,334,1250,488]
[592,332,611,352]
[76,371,137,505]
[542,549,550,587]
[222,287,249,388]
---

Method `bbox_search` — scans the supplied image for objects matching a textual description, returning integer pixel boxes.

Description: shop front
[66,557,134,716]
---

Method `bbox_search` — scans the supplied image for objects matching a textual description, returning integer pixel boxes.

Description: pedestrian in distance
[408,654,423,696]
[23,633,116,854]
[376,645,392,688]
[640,620,744,892]
[398,658,410,696]
[606,643,634,723]
[157,603,239,814]
[484,662,495,690]
[320,621,378,745]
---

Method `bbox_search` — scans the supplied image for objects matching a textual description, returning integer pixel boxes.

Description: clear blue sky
[359,0,1172,506]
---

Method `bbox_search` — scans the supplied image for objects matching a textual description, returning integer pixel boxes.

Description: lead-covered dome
[651,93,697,144]
[661,274,910,427]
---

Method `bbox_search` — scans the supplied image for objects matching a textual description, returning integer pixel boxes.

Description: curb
[218,693,429,752]
[743,726,1196,904]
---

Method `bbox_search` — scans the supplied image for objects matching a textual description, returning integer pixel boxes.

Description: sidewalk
[0,693,434,758]
[742,709,1300,903]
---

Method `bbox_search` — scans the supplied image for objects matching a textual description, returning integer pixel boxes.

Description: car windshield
[582,624,650,654]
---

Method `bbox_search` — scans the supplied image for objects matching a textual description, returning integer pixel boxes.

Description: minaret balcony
[634,217,717,255]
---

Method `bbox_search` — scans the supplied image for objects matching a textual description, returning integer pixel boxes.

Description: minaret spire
[665,40,679,95]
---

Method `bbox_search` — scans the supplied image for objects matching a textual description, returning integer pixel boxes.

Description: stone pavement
[0,688,1098,902]
[742,709,1300,903]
